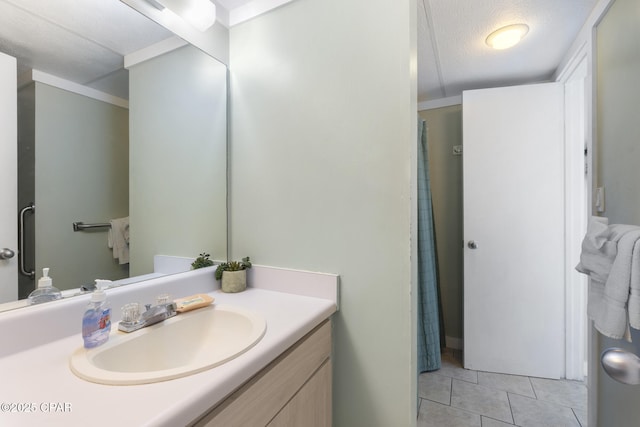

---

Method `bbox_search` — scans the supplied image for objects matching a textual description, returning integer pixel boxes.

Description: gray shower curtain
[417,118,442,373]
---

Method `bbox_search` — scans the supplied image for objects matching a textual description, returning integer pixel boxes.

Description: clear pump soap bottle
[27,268,62,305]
[82,282,112,348]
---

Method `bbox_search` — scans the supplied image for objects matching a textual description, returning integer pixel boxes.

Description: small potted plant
[191,253,214,270]
[215,257,252,293]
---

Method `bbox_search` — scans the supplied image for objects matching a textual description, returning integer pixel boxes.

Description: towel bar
[73,222,111,232]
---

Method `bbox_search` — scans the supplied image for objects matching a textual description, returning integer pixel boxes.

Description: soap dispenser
[27,268,62,305]
[82,282,112,348]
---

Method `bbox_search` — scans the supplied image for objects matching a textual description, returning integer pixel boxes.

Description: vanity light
[152,0,217,31]
[485,24,529,50]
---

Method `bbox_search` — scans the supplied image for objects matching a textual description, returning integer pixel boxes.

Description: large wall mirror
[0,0,227,310]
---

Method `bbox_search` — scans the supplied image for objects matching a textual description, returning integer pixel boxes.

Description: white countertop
[0,288,336,426]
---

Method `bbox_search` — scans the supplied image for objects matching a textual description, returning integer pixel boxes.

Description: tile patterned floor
[418,350,587,427]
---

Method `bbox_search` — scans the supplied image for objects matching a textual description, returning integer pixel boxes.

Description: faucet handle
[121,303,141,323]
[156,293,172,305]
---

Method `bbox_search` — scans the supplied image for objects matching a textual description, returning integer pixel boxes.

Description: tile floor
[418,349,587,427]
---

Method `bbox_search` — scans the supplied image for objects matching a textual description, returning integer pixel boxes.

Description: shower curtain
[417,118,442,373]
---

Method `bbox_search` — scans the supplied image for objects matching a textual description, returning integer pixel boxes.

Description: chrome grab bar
[72,222,111,232]
[18,203,35,279]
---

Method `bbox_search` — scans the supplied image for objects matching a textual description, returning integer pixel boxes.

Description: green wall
[128,45,227,275]
[34,83,129,290]
[229,0,417,425]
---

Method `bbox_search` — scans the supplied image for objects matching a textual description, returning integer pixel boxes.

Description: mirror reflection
[0,0,227,310]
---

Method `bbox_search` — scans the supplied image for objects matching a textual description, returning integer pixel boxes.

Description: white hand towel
[627,236,640,329]
[108,217,129,265]
[576,216,615,282]
[576,216,640,340]
[591,229,640,340]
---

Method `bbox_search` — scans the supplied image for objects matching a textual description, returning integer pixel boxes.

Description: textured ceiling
[217,0,253,9]
[0,0,174,99]
[0,0,265,99]
[1,0,601,103]
[417,0,599,103]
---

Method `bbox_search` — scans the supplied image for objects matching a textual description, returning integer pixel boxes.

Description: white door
[0,52,17,303]
[463,83,565,379]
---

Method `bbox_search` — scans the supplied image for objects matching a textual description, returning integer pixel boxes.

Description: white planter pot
[221,270,247,293]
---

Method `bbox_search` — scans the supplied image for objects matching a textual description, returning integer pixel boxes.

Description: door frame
[559,46,590,381]
[554,1,615,424]
[0,51,18,303]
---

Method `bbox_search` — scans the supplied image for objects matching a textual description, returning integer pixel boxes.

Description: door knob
[601,347,640,385]
[467,240,478,249]
[0,248,15,259]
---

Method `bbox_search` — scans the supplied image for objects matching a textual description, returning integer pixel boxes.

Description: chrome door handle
[0,248,15,259]
[467,240,478,249]
[601,347,640,385]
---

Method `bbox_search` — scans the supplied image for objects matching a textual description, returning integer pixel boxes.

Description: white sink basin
[69,304,266,385]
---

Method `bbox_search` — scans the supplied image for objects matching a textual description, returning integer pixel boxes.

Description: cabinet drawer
[267,359,331,427]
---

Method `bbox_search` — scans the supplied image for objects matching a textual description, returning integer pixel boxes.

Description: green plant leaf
[192,252,214,269]
[214,256,252,280]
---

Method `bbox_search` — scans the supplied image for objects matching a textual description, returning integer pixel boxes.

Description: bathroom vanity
[193,320,331,426]
[0,266,338,426]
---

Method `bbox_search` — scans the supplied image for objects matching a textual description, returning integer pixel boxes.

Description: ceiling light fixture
[152,0,217,32]
[485,24,529,50]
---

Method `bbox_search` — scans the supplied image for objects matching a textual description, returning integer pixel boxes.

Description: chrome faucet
[118,298,177,333]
